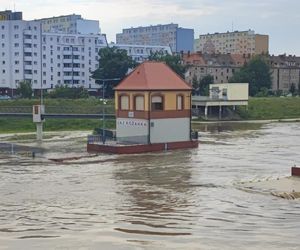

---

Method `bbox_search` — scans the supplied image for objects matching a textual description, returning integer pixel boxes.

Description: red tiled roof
[183,53,206,65]
[115,62,192,91]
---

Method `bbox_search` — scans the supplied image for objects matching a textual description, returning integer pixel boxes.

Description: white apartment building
[194,30,269,55]
[0,20,42,96]
[0,19,108,95]
[41,32,107,91]
[110,43,172,63]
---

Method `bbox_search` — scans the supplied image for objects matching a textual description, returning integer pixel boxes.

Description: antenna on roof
[231,21,234,32]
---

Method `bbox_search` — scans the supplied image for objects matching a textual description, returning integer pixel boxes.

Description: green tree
[148,51,187,78]
[91,47,137,97]
[199,75,214,96]
[47,85,89,99]
[229,55,272,96]
[16,80,33,99]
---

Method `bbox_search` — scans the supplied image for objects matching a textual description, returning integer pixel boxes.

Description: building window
[120,95,129,110]
[151,95,163,111]
[177,95,184,110]
[134,95,144,111]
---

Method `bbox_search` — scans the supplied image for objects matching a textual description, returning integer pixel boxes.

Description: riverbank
[238,176,300,200]
[237,97,300,120]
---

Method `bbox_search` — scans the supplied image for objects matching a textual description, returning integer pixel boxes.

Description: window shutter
[120,96,129,110]
[135,96,144,111]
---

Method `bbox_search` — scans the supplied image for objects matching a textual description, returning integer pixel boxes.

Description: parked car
[0,95,11,100]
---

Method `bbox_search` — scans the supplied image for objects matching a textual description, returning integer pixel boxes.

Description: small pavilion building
[88,61,198,154]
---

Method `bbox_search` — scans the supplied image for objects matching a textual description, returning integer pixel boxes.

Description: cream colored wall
[255,35,269,54]
[115,90,191,111]
[210,83,249,100]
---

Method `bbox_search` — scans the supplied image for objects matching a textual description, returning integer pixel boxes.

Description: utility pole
[71,45,74,87]
[94,78,120,144]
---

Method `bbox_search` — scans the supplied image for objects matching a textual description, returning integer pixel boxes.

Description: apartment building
[0,20,42,96]
[194,30,269,55]
[0,18,108,96]
[269,54,300,91]
[184,53,300,92]
[184,53,249,86]
[116,23,194,53]
[0,10,22,20]
[110,43,172,63]
[41,32,107,91]
[36,14,100,35]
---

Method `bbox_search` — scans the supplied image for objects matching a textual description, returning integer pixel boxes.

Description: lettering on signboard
[118,120,147,127]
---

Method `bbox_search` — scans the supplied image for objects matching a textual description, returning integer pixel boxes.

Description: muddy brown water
[0,123,299,249]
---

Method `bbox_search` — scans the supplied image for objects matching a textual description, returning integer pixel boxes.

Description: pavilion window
[177,95,183,110]
[135,96,144,111]
[120,95,129,110]
[151,96,163,111]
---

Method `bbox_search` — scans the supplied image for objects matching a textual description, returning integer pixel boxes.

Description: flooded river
[0,122,299,249]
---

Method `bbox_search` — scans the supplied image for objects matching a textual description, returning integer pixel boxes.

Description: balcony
[63,50,72,55]
[63,59,72,63]
[63,67,81,72]
[24,38,32,44]
[73,67,81,72]
[24,56,32,61]
[73,59,81,64]
[63,75,81,81]
[73,76,81,80]
[63,67,73,72]
[24,47,32,53]
[63,75,72,80]
[24,74,33,79]
[23,30,32,35]
[24,64,32,70]
[72,50,80,55]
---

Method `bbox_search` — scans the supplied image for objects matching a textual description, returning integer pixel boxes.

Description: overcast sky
[2,0,300,55]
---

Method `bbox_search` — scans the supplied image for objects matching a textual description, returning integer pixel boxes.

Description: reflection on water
[113,152,194,236]
[0,123,300,249]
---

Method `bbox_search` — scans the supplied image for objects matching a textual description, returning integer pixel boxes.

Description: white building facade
[0,19,108,96]
[0,20,42,96]
[110,43,172,63]
[41,32,107,91]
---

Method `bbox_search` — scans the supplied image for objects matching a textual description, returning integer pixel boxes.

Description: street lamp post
[94,78,120,144]
[70,45,74,87]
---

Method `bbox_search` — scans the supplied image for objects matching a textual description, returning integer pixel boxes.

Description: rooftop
[115,62,192,91]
